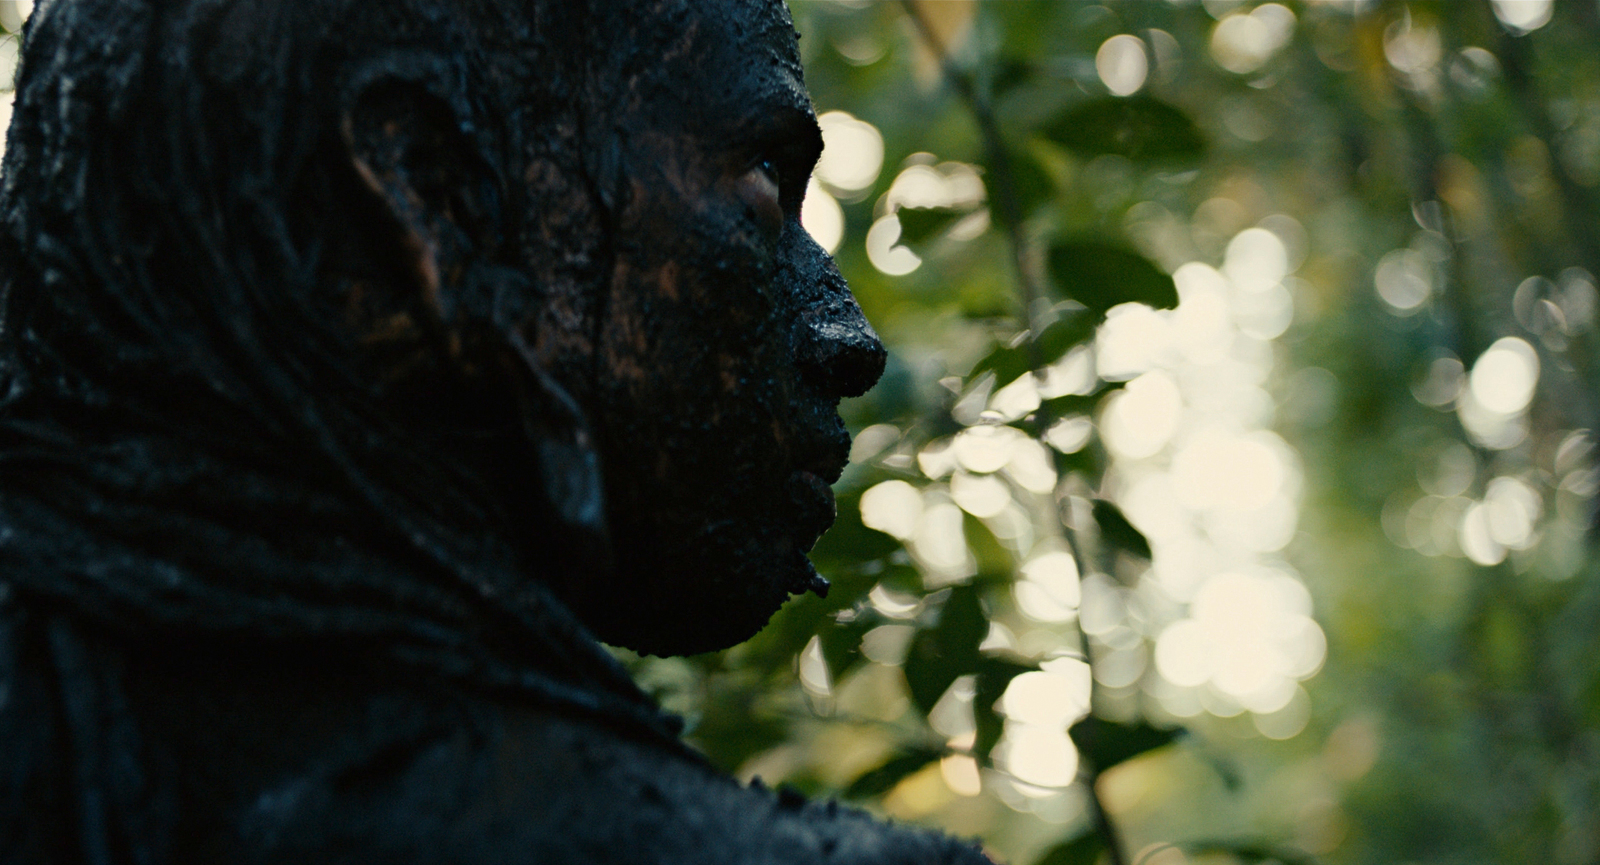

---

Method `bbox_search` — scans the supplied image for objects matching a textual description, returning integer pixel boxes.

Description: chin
[573,499,834,657]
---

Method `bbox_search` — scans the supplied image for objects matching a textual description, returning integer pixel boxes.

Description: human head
[521,0,888,653]
[0,0,882,655]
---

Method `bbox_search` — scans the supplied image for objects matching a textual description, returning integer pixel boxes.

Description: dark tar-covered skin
[0,0,986,861]
[538,0,886,654]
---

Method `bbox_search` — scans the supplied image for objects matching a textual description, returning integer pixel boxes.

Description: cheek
[595,177,796,408]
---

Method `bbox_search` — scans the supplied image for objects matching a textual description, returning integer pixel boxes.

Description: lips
[785,423,849,540]
[787,468,837,581]
[794,428,851,485]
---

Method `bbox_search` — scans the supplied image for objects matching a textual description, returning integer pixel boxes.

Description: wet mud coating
[0,0,986,861]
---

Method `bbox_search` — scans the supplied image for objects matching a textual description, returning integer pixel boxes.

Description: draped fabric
[0,1,692,859]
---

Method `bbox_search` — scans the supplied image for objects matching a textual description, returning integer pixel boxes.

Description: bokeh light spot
[940,754,983,797]
[1209,3,1295,74]
[861,624,914,665]
[950,471,1010,518]
[1484,475,1541,548]
[1004,438,1058,494]
[815,111,885,196]
[860,480,922,540]
[1096,34,1149,97]
[999,668,1092,728]
[1491,0,1553,34]
[865,214,921,276]
[1102,371,1182,459]
[954,424,1024,474]
[1253,685,1312,740]
[801,178,844,254]
[999,725,1079,789]
[1097,303,1173,381]
[1171,427,1287,512]
[989,373,1041,421]
[912,500,975,583]
[1469,336,1539,415]
[1223,228,1290,293]
[1374,248,1433,312]
[1015,551,1081,622]
[1459,502,1506,566]
[1383,19,1441,77]
[1044,416,1093,454]
[799,635,832,697]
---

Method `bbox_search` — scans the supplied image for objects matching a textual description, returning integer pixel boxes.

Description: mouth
[787,431,850,548]
[785,469,838,600]
[790,465,838,519]
[794,467,835,498]
[794,430,852,485]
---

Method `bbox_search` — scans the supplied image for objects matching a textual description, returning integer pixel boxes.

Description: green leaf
[1033,832,1103,865]
[842,747,946,800]
[896,206,969,246]
[1040,95,1205,163]
[812,489,902,564]
[688,690,792,773]
[970,343,1032,389]
[1034,310,1098,364]
[974,657,1033,758]
[1047,240,1177,314]
[964,513,1013,580]
[1185,841,1320,865]
[1092,499,1152,560]
[733,539,885,677]
[1051,446,1104,480]
[1038,380,1124,422]
[999,150,1059,229]
[969,311,1096,392]
[903,585,989,713]
[1197,748,1245,792]
[877,562,925,594]
[817,613,873,684]
[990,56,1037,98]
[1069,716,1182,773]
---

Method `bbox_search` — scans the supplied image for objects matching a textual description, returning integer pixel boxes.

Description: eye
[756,158,781,190]
[736,157,784,239]
[744,157,781,201]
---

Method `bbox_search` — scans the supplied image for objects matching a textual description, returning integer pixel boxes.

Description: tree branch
[898,0,1046,351]
[898,7,1127,865]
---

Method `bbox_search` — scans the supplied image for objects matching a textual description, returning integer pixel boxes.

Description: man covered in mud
[0,0,989,862]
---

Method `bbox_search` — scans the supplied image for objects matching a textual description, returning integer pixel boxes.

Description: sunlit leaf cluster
[637,1,1600,863]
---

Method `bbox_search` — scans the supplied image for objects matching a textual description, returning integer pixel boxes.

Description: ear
[340,63,501,324]
[502,318,612,573]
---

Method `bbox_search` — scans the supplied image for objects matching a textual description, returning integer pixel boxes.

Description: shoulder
[240,699,991,865]
[0,609,989,865]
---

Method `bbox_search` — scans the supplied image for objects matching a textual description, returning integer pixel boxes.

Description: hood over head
[0,0,685,745]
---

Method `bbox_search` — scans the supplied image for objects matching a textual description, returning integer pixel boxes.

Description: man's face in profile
[527,0,884,655]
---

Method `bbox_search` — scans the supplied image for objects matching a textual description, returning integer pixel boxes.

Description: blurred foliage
[9,0,1599,862]
[623,0,1600,863]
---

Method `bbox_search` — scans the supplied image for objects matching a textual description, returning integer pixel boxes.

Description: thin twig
[1489,12,1600,276]
[1086,777,1131,865]
[1443,4,1600,433]
[898,6,1128,865]
[898,0,1046,357]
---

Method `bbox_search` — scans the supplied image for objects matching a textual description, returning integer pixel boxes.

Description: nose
[799,302,886,397]
[796,267,887,398]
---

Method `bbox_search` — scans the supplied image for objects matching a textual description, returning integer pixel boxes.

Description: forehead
[627,0,813,130]
[695,0,805,88]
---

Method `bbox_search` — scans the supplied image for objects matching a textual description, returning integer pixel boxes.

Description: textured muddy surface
[0,0,982,862]
[529,0,887,654]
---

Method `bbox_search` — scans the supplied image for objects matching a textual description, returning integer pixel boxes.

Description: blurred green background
[4,0,1595,862]
[621,1,1600,863]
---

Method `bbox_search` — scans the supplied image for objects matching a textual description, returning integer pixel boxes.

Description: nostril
[799,308,887,398]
